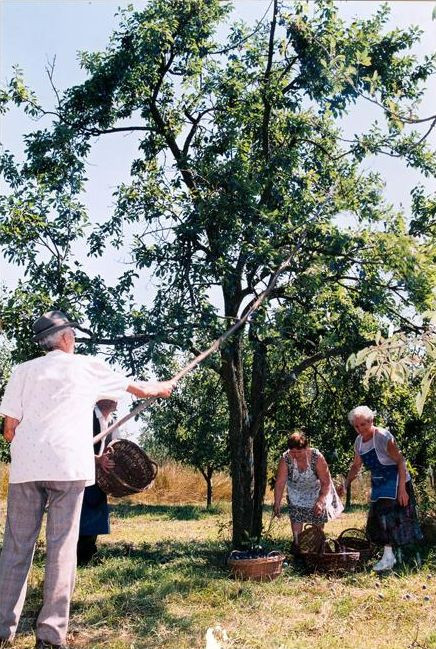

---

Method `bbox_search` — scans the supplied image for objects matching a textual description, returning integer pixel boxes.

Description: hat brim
[32,322,78,343]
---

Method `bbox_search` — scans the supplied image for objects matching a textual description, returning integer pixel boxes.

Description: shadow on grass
[89,537,230,568]
[16,534,435,646]
[70,538,233,643]
[262,502,369,514]
[15,538,232,645]
[109,502,223,520]
[344,503,369,513]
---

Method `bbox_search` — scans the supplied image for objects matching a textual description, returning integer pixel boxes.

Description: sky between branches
[1,0,435,289]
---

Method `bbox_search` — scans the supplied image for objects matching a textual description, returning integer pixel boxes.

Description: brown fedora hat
[32,310,79,342]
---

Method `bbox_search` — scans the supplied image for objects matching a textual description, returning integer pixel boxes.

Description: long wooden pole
[92,254,293,446]
[92,214,321,447]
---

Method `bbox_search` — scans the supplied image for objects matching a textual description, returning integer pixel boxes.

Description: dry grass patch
[131,461,232,505]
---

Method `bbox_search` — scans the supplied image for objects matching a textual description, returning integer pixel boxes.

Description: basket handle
[228,550,244,560]
[319,538,339,555]
[149,458,158,481]
[337,528,370,542]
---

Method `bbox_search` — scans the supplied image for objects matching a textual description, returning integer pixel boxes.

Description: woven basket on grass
[301,538,361,573]
[228,551,285,582]
[297,524,326,554]
[337,528,375,562]
[96,439,158,498]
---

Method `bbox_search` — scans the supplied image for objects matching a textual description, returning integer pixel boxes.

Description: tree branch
[261,0,278,161]
[207,0,273,56]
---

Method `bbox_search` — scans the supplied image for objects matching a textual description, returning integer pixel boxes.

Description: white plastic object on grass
[205,625,229,649]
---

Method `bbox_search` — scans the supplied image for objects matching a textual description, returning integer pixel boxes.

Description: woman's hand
[273,502,281,518]
[313,497,326,517]
[96,452,115,474]
[397,485,409,507]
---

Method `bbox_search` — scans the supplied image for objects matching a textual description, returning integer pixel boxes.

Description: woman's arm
[273,457,288,517]
[386,439,409,506]
[337,453,363,497]
[314,453,331,516]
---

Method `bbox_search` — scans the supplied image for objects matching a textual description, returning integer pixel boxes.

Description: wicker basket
[301,538,361,574]
[337,528,375,562]
[297,524,326,554]
[96,439,158,498]
[228,551,285,581]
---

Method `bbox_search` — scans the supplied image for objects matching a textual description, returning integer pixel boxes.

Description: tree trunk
[252,425,267,538]
[250,337,268,539]
[221,339,254,548]
[345,484,352,510]
[206,466,213,508]
[200,466,214,508]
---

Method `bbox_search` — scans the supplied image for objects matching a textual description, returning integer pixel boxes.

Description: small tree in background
[142,366,229,508]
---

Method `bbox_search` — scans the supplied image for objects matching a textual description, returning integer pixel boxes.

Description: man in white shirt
[0,310,174,649]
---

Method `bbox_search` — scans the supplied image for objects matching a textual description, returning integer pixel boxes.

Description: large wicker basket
[96,439,158,498]
[301,538,361,574]
[297,524,326,554]
[337,528,375,562]
[228,551,285,582]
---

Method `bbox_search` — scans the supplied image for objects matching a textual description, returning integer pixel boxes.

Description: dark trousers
[77,535,98,566]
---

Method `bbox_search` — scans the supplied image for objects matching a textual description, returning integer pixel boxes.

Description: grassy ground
[0,493,435,649]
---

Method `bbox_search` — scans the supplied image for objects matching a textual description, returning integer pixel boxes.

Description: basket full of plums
[227,547,285,582]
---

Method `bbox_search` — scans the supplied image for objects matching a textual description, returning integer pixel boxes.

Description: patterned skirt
[366,481,423,546]
[287,503,328,525]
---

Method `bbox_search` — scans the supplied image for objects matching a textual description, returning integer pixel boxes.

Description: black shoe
[35,640,69,649]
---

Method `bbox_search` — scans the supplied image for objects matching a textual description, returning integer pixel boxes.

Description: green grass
[0,500,435,649]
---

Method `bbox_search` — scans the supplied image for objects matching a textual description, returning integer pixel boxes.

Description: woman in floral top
[274,431,343,548]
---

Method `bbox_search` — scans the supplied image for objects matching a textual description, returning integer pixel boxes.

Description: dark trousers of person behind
[76,535,98,566]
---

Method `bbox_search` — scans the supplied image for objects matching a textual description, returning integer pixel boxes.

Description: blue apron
[79,411,110,536]
[79,484,110,535]
[359,445,398,502]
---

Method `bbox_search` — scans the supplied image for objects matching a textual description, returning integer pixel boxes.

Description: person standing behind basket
[77,400,117,566]
[273,431,343,548]
[338,405,423,572]
[0,310,174,649]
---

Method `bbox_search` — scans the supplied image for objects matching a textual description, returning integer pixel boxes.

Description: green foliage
[348,314,436,416]
[141,365,229,505]
[0,332,13,463]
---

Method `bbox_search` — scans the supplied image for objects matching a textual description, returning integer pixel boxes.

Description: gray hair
[38,327,74,351]
[348,405,376,425]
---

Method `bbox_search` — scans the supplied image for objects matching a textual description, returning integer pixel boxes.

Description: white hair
[348,405,376,424]
[38,327,74,351]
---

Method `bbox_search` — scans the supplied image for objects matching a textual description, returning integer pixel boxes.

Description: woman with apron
[77,400,116,565]
[274,431,343,548]
[340,405,422,571]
